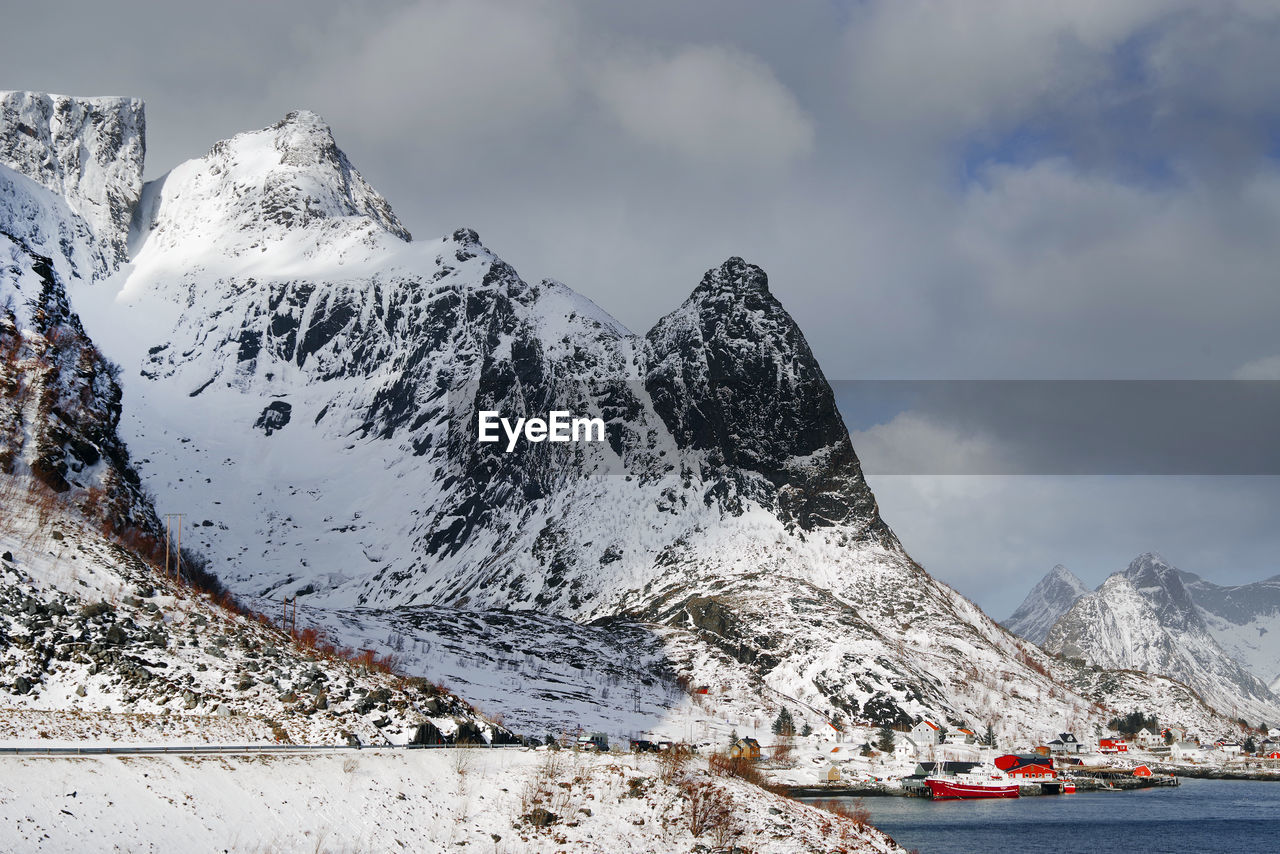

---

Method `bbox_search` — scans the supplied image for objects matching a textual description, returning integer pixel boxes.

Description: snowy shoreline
[0,748,906,853]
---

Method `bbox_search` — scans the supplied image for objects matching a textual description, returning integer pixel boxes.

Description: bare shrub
[657,745,690,784]
[707,752,765,786]
[814,797,871,827]
[681,779,736,843]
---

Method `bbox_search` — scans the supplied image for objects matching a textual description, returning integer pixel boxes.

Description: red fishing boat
[924,766,1020,800]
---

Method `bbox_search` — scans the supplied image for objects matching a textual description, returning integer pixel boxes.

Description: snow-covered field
[0,748,905,853]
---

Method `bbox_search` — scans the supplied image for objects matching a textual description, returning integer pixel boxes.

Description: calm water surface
[814,778,1280,854]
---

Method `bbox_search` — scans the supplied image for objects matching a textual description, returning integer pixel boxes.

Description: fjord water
[819,779,1279,853]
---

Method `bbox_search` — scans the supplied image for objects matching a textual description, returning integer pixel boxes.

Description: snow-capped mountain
[1043,554,1280,722]
[1003,564,1089,645]
[0,92,144,268]
[0,144,503,748]
[1,91,1249,741]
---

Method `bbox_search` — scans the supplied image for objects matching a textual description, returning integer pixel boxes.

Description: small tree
[1164,730,1174,745]
[983,724,997,747]
[729,728,738,746]
[876,724,896,753]
[1244,736,1258,754]
[772,708,795,737]
[801,721,813,737]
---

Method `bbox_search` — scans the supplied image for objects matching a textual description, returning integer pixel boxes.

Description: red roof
[995,754,1055,773]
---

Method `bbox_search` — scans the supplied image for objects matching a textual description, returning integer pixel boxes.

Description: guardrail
[0,742,524,757]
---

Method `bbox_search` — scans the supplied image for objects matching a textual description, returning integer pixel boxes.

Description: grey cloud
[4,0,1280,605]
[842,381,1280,475]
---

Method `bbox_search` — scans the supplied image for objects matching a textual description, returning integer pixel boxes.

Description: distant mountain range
[1007,554,1280,723]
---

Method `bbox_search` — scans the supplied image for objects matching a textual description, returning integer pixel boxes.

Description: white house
[1172,741,1206,762]
[911,719,941,745]
[1219,742,1242,756]
[943,729,973,745]
[893,735,919,759]
[1135,727,1161,748]
[1047,733,1084,754]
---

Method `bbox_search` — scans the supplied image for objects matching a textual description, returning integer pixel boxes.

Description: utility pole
[282,596,297,635]
[163,514,185,581]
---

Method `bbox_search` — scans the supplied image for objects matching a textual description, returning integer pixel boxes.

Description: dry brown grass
[812,797,871,827]
[707,751,766,786]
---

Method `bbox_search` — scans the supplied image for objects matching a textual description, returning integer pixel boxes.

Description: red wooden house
[995,754,1057,780]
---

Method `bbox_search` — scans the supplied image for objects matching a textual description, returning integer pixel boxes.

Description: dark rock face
[0,223,155,535]
[254,401,292,436]
[645,257,890,538]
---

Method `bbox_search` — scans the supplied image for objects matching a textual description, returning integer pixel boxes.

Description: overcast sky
[6,0,1280,615]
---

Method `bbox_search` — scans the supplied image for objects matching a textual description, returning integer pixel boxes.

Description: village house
[1218,742,1242,756]
[1172,741,1206,762]
[729,737,761,760]
[995,754,1057,780]
[1134,727,1162,748]
[943,728,975,745]
[1047,733,1084,754]
[911,719,941,745]
[1098,737,1128,753]
[893,734,919,759]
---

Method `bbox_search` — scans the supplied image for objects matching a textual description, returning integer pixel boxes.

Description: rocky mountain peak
[1122,553,1201,633]
[696,256,770,296]
[0,91,145,269]
[1003,563,1089,646]
[644,257,889,536]
[135,109,409,258]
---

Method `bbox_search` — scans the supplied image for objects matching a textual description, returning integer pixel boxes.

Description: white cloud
[841,0,1172,135]
[1233,356,1280,380]
[591,44,815,167]
[851,411,1012,475]
[289,0,580,147]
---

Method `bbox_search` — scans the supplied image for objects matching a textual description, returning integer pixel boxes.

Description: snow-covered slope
[1,157,504,748]
[0,749,905,853]
[2,97,1246,744]
[0,91,144,267]
[1178,571,1280,692]
[1003,564,1089,645]
[0,513,506,747]
[1044,554,1280,722]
